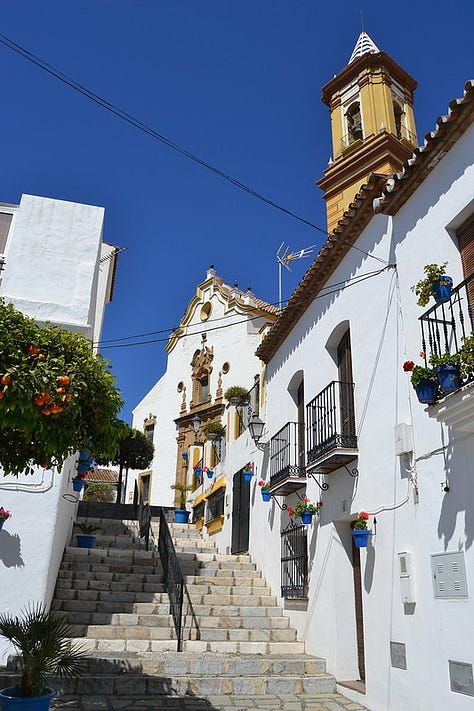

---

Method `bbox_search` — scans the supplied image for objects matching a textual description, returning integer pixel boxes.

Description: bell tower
[317,32,418,233]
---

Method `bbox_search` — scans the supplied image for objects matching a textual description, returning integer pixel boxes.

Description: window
[393,101,403,139]
[347,102,363,143]
[143,414,156,443]
[139,472,151,504]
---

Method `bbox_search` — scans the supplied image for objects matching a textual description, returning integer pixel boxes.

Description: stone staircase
[1,513,338,702]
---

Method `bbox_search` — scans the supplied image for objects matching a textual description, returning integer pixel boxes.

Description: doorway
[231,470,250,554]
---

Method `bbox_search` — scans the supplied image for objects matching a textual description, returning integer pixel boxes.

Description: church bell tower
[317,32,418,233]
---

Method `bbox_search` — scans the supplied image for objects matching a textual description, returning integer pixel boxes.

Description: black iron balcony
[419,272,474,376]
[306,381,358,474]
[269,421,306,495]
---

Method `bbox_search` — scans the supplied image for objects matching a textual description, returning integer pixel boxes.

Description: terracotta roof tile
[85,468,118,484]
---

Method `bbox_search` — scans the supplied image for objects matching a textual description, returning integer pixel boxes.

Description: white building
[129,267,278,519]
[0,193,118,664]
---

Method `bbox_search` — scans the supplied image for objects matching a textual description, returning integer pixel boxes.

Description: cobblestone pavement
[50,691,368,710]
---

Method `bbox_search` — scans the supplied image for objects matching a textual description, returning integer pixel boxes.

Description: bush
[83,483,115,503]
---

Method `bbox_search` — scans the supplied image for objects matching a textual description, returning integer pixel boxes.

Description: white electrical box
[394,423,414,456]
[398,551,416,603]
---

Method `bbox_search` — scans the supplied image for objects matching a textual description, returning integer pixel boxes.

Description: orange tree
[0,298,124,476]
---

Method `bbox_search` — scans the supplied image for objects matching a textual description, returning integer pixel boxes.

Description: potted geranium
[258,480,271,502]
[429,351,461,394]
[0,506,11,531]
[403,359,438,404]
[287,498,322,525]
[351,511,371,547]
[411,263,453,307]
[0,604,85,710]
[459,334,474,381]
[203,466,214,479]
[224,386,249,405]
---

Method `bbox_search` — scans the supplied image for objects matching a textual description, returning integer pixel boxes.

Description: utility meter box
[394,423,413,456]
[398,551,416,603]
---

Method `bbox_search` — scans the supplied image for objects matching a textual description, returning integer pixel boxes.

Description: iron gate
[281,521,308,598]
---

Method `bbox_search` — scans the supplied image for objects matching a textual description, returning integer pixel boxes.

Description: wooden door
[231,470,250,554]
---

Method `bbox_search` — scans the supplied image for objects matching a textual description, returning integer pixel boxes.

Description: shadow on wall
[0,531,24,568]
[438,434,474,550]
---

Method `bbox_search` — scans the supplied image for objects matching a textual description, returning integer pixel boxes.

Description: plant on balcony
[411,262,452,307]
[459,334,474,380]
[258,480,271,501]
[201,421,225,439]
[243,462,254,481]
[224,386,249,404]
[288,498,322,524]
[429,351,461,394]
[403,360,438,404]
[203,467,214,479]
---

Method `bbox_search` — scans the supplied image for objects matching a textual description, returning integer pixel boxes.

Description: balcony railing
[306,381,358,473]
[419,273,474,367]
[269,421,306,492]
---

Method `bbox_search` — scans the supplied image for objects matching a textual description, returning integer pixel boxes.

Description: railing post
[157,507,185,652]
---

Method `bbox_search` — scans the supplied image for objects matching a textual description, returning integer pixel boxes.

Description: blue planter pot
[174,510,190,524]
[0,520,4,531]
[0,687,56,709]
[76,534,96,548]
[352,529,371,547]
[261,490,271,502]
[243,471,253,482]
[414,380,437,404]
[72,478,85,492]
[300,510,313,525]
[194,467,202,478]
[206,470,214,479]
[432,276,453,304]
[435,364,461,394]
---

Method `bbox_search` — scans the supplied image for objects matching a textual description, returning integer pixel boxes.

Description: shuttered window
[458,214,474,322]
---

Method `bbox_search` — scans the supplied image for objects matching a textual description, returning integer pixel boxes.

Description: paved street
[50,691,368,710]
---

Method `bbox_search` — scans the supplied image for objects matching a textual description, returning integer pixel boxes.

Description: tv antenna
[276,242,316,306]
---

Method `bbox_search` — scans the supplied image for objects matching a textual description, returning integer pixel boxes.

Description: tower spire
[348,31,380,64]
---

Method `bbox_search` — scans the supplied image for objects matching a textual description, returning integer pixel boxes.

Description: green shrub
[83,482,114,503]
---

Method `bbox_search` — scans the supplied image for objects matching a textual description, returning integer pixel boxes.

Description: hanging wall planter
[352,529,371,547]
[261,490,271,502]
[72,477,85,492]
[300,510,313,525]
[414,380,438,404]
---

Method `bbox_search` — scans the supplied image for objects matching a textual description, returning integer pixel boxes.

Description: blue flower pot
[0,520,4,531]
[243,471,253,482]
[207,470,214,478]
[300,510,313,525]
[432,276,453,304]
[174,510,190,524]
[76,534,95,548]
[352,529,371,547]
[0,688,56,710]
[435,364,461,394]
[194,467,202,477]
[72,478,85,492]
[261,490,271,502]
[414,380,437,404]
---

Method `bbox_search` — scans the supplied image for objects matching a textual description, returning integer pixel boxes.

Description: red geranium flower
[403,361,415,372]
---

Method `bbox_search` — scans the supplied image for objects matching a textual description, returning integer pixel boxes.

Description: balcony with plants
[306,380,358,475]
[409,265,474,430]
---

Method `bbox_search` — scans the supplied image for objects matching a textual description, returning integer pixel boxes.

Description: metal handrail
[137,494,151,551]
[157,507,184,652]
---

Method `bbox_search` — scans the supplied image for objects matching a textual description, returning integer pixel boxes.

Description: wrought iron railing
[306,381,357,464]
[138,494,151,551]
[157,507,184,652]
[205,488,225,523]
[270,421,305,486]
[419,273,474,366]
[192,500,205,523]
[281,521,307,598]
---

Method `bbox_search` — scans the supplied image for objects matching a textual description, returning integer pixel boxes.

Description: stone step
[184,574,266,586]
[57,569,164,584]
[187,567,263,578]
[69,638,306,655]
[55,577,165,593]
[63,547,161,563]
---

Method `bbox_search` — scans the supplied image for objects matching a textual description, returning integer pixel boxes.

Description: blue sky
[1,2,473,421]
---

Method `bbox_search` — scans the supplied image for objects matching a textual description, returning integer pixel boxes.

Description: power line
[97,266,391,350]
[0,32,388,267]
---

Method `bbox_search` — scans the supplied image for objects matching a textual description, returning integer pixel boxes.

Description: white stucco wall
[239,122,474,711]
[0,193,114,665]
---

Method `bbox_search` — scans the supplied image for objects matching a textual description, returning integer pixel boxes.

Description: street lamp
[191,414,201,444]
[248,414,266,450]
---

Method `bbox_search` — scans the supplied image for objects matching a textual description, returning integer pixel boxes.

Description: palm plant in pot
[75,522,102,549]
[224,385,249,405]
[170,482,194,523]
[0,604,86,709]
[201,421,225,440]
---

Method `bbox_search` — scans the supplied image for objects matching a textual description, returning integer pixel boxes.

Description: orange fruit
[38,354,46,361]
[41,409,51,415]
[1,375,11,385]
[28,346,39,355]
[0,392,4,400]
[56,387,65,394]
[58,375,70,385]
